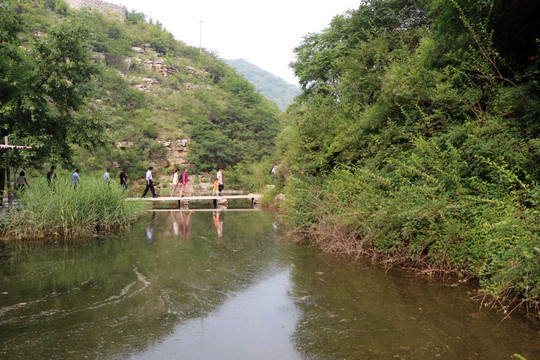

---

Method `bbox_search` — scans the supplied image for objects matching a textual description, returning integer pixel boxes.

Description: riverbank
[0,178,148,242]
[275,170,540,318]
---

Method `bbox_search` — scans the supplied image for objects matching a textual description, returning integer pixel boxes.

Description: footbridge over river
[127,194,262,209]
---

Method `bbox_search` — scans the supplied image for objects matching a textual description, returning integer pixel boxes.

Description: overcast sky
[106,0,362,85]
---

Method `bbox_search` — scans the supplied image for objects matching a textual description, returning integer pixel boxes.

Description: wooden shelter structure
[1,136,33,206]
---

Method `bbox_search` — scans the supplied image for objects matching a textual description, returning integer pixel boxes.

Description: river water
[0,210,538,359]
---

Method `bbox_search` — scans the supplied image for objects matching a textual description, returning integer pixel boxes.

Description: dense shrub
[279,0,540,311]
[0,177,148,242]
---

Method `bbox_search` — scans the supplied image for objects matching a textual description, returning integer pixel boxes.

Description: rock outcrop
[65,0,125,21]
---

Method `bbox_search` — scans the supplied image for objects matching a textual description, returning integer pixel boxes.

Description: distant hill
[225,59,300,110]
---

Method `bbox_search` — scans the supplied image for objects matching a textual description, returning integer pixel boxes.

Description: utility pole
[199,19,203,54]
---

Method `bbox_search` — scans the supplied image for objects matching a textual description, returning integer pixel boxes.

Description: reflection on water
[130,270,301,360]
[146,212,156,242]
[170,211,193,239]
[0,210,538,360]
[213,211,223,238]
[181,211,192,239]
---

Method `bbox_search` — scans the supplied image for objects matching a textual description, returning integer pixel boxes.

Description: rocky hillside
[55,0,283,192]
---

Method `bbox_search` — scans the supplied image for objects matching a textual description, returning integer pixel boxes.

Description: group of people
[169,168,192,197]
[148,208,224,242]
[141,166,225,198]
[44,165,80,189]
[13,165,225,196]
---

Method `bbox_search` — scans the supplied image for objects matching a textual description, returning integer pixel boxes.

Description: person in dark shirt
[120,168,128,192]
[46,165,57,186]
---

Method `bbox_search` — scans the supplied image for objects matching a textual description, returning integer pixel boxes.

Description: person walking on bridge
[141,166,156,198]
[179,167,192,197]
[216,167,224,196]
[170,169,180,197]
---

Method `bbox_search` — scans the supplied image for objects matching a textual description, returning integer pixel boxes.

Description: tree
[0,1,105,196]
[189,115,236,171]
[291,0,427,94]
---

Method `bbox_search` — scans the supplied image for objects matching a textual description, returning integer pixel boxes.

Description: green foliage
[189,115,236,171]
[280,0,540,309]
[0,177,148,241]
[80,4,280,174]
[97,70,146,110]
[188,73,281,172]
[125,10,145,25]
[0,0,108,198]
[226,159,274,193]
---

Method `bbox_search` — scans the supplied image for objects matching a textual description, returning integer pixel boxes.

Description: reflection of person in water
[146,224,153,242]
[171,212,180,237]
[146,212,156,243]
[213,211,223,238]
[180,211,192,239]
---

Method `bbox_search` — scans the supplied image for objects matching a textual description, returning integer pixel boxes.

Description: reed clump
[0,178,148,242]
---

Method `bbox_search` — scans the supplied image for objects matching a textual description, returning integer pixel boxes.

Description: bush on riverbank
[283,149,540,313]
[278,0,540,313]
[0,178,148,242]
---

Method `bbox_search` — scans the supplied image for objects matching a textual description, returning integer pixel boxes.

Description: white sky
[106,0,362,85]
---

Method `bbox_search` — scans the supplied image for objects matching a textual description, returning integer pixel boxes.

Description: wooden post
[0,137,32,208]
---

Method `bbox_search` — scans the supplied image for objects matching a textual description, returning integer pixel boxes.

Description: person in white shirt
[103,168,111,185]
[72,169,80,189]
[271,165,278,182]
[216,167,224,196]
[141,166,156,198]
[170,169,180,197]
[16,171,29,191]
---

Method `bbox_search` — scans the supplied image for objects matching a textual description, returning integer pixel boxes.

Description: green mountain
[225,59,300,110]
[1,0,282,193]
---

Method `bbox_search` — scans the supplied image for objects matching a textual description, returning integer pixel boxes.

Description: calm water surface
[0,210,538,359]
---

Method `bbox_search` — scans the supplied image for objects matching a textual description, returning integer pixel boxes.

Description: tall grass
[0,178,148,242]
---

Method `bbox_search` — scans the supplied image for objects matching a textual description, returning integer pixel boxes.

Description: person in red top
[179,167,192,197]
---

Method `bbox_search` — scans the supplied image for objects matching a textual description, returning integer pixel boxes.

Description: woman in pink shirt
[179,167,192,197]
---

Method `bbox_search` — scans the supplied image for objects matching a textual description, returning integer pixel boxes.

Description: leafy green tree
[189,115,236,171]
[0,1,105,196]
[279,0,540,309]
[125,10,145,25]
[291,0,427,94]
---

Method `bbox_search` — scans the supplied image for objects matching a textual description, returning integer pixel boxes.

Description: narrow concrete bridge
[127,194,262,208]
